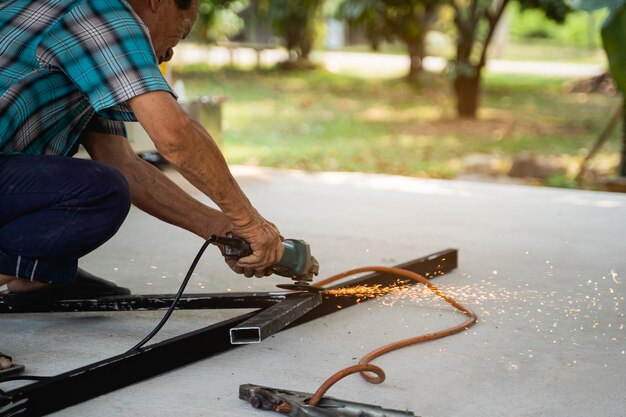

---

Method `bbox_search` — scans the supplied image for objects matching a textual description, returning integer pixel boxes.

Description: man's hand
[229,214,284,278]
[208,213,283,278]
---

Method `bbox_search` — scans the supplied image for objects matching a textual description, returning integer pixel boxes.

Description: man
[0,0,284,371]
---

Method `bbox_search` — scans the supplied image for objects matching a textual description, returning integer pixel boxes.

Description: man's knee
[0,156,132,270]
[82,161,131,224]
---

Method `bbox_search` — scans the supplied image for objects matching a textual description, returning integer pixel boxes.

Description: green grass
[333,39,606,65]
[174,64,622,186]
[496,42,607,64]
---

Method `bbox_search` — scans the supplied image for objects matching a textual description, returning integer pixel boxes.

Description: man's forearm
[82,131,230,239]
[129,92,255,228]
[117,155,230,239]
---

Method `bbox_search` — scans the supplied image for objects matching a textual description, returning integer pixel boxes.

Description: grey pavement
[2,166,624,416]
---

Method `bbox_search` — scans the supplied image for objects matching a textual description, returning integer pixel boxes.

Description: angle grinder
[212,233,323,292]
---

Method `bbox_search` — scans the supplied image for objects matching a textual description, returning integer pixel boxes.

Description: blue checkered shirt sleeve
[37,0,174,122]
[0,0,175,156]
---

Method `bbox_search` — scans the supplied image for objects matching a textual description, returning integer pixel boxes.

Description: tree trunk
[406,39,424,83]
[285,30,299,62]
[407,53,422,83]
[454,72,481,118]
[299,27,314,61]
[617,95,626,178]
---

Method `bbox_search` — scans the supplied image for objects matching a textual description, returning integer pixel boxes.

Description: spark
[325,281,411,300]
[610,269,621,284]
[319,273,623,352]
[507,363,519,371]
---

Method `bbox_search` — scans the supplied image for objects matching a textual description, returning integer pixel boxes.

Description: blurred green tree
[191,0,248,42]
[449,0,571,118]
[337,0,443,83]
[265,0,326,67]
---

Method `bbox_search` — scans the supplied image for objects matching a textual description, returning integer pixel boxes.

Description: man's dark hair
[174,0,192,9]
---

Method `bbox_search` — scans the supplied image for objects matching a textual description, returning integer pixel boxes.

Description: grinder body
[270,239,318,281]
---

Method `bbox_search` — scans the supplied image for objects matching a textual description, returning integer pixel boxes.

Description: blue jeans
[0,155,130,285]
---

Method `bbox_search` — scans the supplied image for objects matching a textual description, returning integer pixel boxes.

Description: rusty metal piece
[275,401,292,414]
[239,384,417,417]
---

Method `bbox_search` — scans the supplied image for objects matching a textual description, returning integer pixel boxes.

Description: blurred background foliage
[190,0,609,53]
[191,0,248,42]
[174,0,623,189]
[509,2,607,47]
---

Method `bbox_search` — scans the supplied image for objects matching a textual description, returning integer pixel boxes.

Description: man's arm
[127,91,283,275]
[81,130,255,274]
[85,91,283,276]
[81,130,231,240]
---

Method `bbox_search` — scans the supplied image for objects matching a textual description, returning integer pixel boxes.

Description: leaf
[601,4,626,93]
[565,0,624,11]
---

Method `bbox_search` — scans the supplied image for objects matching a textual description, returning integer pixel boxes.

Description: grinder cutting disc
[276,282,325,292]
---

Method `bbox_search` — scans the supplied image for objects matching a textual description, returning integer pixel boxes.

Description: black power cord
[127,235,217,352]
[0,235,218,385]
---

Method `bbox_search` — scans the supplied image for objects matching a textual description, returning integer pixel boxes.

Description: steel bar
[288,248,457,328]
[0,291,288,314]
[0,249,457,417]
[230,292,322,344]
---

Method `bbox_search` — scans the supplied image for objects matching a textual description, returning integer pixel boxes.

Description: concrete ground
[1,167,625,417]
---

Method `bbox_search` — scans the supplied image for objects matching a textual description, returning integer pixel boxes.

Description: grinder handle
[212,234,317,281]
[215,232,253,258]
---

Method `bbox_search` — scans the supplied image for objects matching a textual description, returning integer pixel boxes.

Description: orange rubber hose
[308,266,477,406]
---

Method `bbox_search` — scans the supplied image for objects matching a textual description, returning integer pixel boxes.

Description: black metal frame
[0,249,457,417]
[0,290,311,314]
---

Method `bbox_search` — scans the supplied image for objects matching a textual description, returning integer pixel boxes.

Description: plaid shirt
[0,0,174,156]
